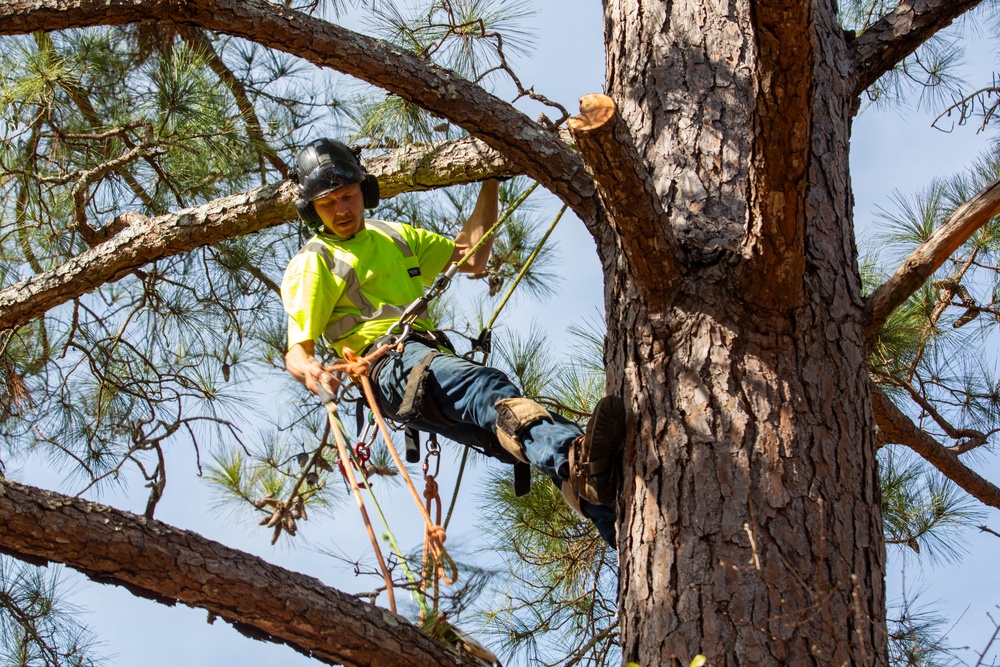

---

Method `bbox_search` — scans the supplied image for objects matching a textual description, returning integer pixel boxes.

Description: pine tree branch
[864,175,1000,338]
[0,478,471,667]
[851,0,986,98]
[369,136,517,196]
[175,25,289,178]
[0,179,295,334]
[739,0,813,308]
[0,0,598,226]
[567,94,678,296]
[0,137,517,333]
[35,32,161,216]
[871,386,1000,510]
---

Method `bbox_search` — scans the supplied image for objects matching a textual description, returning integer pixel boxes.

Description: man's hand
[302,360,342,398]
[285,340,342,397]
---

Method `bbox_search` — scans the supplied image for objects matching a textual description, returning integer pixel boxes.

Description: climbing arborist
[280,138,624,546]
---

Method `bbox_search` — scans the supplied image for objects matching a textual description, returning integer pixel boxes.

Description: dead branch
[567,94,678,296]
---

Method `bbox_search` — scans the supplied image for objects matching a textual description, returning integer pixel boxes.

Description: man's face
[312,183,365,238]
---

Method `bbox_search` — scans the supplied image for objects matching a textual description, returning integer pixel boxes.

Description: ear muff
[295,198,324,233]
[361,174,380,209]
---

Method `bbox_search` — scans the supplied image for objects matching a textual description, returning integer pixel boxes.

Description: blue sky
[11,2,1000,666]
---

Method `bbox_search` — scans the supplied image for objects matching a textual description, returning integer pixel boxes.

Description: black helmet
[293,138,380,230]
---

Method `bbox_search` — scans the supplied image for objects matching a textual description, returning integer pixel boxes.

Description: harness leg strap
[397,350,450,425]
[404,427,421,464]
[513,462,531,497]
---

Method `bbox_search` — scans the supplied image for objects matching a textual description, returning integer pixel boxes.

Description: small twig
[978,525,1000,540]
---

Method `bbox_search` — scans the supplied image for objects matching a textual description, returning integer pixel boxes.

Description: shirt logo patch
[408,267,422,278]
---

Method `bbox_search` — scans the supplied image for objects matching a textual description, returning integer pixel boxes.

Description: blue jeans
[371,340,617,545]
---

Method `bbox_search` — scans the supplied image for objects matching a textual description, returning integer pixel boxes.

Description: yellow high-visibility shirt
[281,219,455,357]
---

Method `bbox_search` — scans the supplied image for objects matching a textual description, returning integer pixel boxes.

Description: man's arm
[285,339,342,397]
[451,180,499,274]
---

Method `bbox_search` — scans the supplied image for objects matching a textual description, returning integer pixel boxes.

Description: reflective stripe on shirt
[294,226,424,343]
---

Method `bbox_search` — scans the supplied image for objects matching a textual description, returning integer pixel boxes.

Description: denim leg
[374,341,581,479]
[371,340,617,538]
[373,340,518,439]
[580,499,617,547]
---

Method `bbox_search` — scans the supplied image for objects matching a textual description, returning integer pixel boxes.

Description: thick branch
[0,0,597,226]
[872,386,1000,510]
[369,136,516,196]
[852,0,986,98]
[0,138,517,332]
[739,0,812,309]
[567,94,677,295]
[864,175,1000,337]
[0,478,471,667]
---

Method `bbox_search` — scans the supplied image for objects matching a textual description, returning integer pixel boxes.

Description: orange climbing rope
[319,341,456,615]
[324,403,397,612]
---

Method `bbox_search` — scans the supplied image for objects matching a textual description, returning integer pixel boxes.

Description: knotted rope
[323,343,456,614]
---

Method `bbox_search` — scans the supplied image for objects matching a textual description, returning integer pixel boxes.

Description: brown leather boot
[568,395,626,507]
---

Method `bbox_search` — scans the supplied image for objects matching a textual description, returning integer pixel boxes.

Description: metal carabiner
[422,434,441,479]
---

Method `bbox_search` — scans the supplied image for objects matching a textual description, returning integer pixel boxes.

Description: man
[281,138,623,546]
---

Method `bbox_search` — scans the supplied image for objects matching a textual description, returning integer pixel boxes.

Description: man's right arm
[282,247,344,397]
[285,340,342,397]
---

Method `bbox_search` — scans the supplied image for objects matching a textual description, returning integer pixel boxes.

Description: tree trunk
[602,1,887,664]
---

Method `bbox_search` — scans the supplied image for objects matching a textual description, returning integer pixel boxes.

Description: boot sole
[580,395,626,506]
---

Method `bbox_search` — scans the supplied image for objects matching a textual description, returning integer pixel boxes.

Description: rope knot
[423,475,439,499]
[339,347,372,377]
[427,525,447,545]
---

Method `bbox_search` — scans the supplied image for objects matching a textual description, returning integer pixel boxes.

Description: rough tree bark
[601,1,871,664]
[0,479,474,667]
[591,0,987,664]
[0,0,994,665]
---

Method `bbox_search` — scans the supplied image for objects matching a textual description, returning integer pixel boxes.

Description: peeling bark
[0,478,473,667]
[739,0,813,307]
